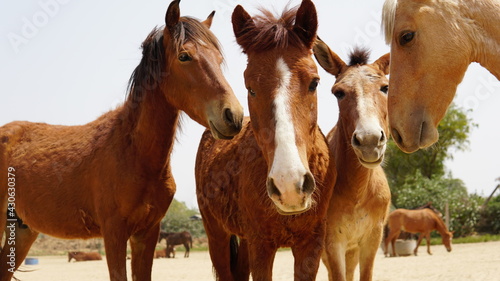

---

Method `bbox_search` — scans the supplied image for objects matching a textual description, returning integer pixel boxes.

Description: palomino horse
[196,0,336,280]
[68,251,103,262]
[313,39,391,281]
[382,0,500,152]
[158,231,192,258]
[0,1,243,280]
[384,208,453,257]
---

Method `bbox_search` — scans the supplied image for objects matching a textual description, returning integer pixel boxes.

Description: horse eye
[380,85,388,94]
[333,90,345,100]
[308,79,319,92]
[399,31,415,46]
[248,88,256,97]
[178,53,192,62]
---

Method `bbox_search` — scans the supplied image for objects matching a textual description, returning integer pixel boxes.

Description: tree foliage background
[160,199,205,237]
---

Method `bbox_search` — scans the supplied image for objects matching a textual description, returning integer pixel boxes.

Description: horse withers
[313,39,391,281]
[0,1,243,280]
[382,0,500,152]
[196,1,336,280]
[384,208,453,257]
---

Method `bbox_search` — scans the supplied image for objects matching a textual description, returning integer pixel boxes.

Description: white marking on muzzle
[268,58,308,207]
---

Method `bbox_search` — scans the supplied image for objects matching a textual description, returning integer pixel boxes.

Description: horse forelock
[238,5,307,52]
[348,47,371,66]
[382,0,398,44]
[127,17,223,102]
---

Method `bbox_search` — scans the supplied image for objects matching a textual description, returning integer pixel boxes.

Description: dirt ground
[13,241,500,281]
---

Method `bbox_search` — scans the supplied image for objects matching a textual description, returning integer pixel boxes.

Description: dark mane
[127,17,222,102]
[237,6,306,52]
[348,47,371,66]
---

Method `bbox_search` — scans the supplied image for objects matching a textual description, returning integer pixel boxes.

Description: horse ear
[232,5,256,52]
[373,53,391,75]
[202,11,215,29]
[293,0,318,48]
[165,0,181,34]
[313,37,346,77]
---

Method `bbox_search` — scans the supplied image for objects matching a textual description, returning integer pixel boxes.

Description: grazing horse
[0,1,243,280]
[384,208,453,257]
[68,251,103,262]
[313,39,391,281]
[196,1,336,280]
[382,0,500,152]
[158,231,192,258]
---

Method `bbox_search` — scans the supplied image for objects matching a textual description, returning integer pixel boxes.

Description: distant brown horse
[68,251,103,262]
[196,1,336,280]
[0,1,243,280]
[153,249,167,259]
[313,39,391,281]
[384,208,453,257]
[158,231,192,258]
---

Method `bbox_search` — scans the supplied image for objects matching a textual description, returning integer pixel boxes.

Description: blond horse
[382,0,500,152]
[313,39,391,281]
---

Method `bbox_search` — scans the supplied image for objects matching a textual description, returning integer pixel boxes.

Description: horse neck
[331,119,373,193]
[120,87,179,173]
[432,212,449,236]
[460,0,500,79]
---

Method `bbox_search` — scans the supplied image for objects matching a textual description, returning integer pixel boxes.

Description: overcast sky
[1,0,499,209]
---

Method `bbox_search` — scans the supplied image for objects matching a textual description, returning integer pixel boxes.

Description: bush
[478,195,500,234]
[160,199,205,237]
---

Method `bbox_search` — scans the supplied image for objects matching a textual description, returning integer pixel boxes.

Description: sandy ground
[13,241,500,281]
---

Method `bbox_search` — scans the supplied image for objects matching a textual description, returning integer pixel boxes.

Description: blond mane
[382,0,398,44]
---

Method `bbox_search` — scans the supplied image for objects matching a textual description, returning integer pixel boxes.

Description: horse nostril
[266,178,281,198]
[391,128,402,145]
[380,130,386,143]
[223,108,234,125]
[352,133,361,147]
[302,172,315,194]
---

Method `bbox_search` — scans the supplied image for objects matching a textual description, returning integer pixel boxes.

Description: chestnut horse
[68,251,103,262]
[313,39,391,281]
[384,208,453,257]
[158,231,192,258]
[382,0,500,152]
[0,1,243,280]
[196,1,336,280]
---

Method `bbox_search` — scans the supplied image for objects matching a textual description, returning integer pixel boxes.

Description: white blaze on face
[268,57,308,207]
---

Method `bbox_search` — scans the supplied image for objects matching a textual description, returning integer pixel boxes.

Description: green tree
[160,199,205,237]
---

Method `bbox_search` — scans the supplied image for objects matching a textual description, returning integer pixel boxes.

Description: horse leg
[233,238,250,281]
[248,240,277,281]
[129,223,160,281]
[425,232,432,255]
[102,224,129,281]
[322,238,347,281]
[385,230,400,257]
[291,231,324,281]
[358,226,384,281]
[183,242,189,258]
[0,224,38,281]
[345,247,359,281]
[204,219,235,281]
[414,233,424,256]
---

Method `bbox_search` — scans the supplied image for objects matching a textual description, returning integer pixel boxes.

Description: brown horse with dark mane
[384,208,453,257]
[0,1,243,280]
[158,231,193,258]
[196,1,336,280]
[313,39,391,281]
